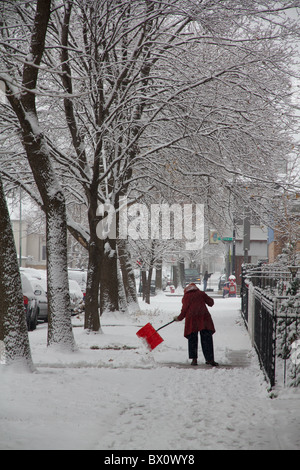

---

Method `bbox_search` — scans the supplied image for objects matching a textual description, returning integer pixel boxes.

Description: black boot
[206,360,219,367]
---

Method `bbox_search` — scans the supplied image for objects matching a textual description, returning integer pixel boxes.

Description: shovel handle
[155,319,176,333]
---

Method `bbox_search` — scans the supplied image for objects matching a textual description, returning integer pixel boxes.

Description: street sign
[209,230,219,244]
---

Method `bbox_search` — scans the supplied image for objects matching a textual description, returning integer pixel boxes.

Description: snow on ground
[0,293,299,450]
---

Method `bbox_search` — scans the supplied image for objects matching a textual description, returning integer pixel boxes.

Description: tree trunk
[117,263,128,313]
[144,243,155,304]
[141,270,147,302]
[84,237,101,331]
[145,268,153,305]
[141,269,153,305]
[178,258,186,289]
[0,177,34,370]
[19,133,76,350]
[99,238,119,315]
[46,196,76,349]
[117,239,139,311]
[155,259,163,291]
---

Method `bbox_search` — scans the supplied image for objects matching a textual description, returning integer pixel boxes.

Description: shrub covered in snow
[277,279,300,387]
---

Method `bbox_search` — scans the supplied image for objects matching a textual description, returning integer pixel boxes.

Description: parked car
[20,267,45,281]
[185,269,201,284]
[138,279,156,296]
[21,273,39,331]
[69,280,84,314]
[68,269,87,295]
[29,279,48,322]
[20,269,48,323]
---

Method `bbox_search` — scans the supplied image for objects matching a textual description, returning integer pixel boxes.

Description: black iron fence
[253,289,277,387]
[241,264,300,388]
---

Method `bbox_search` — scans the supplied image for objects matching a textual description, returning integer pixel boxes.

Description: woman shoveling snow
[174,283,219,367]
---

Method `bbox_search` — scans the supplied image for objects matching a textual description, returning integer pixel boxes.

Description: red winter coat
[177,284,215,337]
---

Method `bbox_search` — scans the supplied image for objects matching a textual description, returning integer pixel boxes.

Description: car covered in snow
[69,280,84,314]
[68,269,87,295]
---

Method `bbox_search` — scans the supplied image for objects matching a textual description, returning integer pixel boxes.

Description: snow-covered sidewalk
[0,295,299,450]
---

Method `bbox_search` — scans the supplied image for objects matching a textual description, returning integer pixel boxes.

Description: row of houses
[10,217,47,270]
[223,194,300,286]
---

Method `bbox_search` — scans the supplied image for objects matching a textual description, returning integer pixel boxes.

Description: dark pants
[187,330,214,362]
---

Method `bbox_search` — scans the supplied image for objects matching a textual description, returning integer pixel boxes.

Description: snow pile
[0,295,299,450]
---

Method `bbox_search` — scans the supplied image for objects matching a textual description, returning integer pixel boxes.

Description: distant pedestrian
[203,271,209,291]
[174,283,218,366]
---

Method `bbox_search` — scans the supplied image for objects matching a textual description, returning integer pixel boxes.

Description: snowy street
[0,294,299,450]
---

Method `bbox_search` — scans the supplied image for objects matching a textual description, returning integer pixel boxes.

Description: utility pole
[243,211,250,264]
[232,227,236,276]
[19,186,22,267]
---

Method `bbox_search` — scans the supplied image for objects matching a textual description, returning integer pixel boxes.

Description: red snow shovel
[136,320,176,350]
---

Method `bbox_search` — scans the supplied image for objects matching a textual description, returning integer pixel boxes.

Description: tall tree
[0,176,34,370]
[0,0,76,350]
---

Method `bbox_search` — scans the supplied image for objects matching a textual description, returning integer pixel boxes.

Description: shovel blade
[136,322,164,350]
